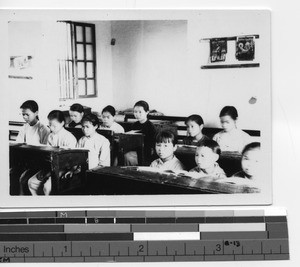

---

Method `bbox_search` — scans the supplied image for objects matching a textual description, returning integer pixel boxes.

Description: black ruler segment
[0,219,27,224]
[116,218,146,224]
[87,218,114,224]
[176,217,205,223]
[0,233,133,242]
[55,218,85,224]
[0,225,64,233]
[29,218,56,224]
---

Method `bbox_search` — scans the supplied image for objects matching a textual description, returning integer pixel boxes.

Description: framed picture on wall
[8,55,34,79]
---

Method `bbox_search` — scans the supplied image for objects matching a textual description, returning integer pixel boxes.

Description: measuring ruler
[0,208,289,262]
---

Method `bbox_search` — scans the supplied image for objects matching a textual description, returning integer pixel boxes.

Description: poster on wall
[210,38,227,62]
[236,36,255,61]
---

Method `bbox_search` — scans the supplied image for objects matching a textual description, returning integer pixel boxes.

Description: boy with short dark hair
[150,130,185,171]
[17,100,50,145]
[189,139,226,179]
[78,113,111,168]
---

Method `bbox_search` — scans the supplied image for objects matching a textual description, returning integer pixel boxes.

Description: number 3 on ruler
[216,244,222,251]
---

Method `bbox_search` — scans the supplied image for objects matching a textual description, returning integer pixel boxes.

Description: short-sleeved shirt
[99,122,125,133]
[213,128,251,153]
[183,134,210,146]
[47,127,77,148]
[150,156,185,171]
[189,163,226,179]
[16,120,50,145]
[131,120,157,160]
[77,132,110,168]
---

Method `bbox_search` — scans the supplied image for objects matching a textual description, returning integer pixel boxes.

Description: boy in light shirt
[150,130,185,171]
[189,139,226,181]
[16,100,49,145]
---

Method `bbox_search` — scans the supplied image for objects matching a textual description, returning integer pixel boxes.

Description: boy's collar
[85,131,97,138]
[199,162,218,174]
[159,155,175,164]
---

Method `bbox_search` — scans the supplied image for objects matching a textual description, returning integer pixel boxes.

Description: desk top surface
[9,143,89,154]
[88,166,259,194]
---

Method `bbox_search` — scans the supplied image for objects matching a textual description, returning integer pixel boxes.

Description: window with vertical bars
[58,21,97,100]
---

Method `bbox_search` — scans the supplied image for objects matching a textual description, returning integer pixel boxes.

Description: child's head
[102,105,116,127]
[69,103,84,124]
[133,100,149,123]
[20,100,39,125]
[185,114,204,138]
[81,114,100,137]
[219,106,238,132]
[241,142,261,178]
[47,110,65,134]
[155,130,177,162]
[195,139,221,170]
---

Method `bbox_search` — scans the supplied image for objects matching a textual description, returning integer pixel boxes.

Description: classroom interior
[7,12,270,196]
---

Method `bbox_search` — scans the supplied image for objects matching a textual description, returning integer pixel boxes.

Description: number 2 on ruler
[138,245,144,253]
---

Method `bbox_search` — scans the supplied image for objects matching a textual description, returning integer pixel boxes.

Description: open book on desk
[124,130,142,134]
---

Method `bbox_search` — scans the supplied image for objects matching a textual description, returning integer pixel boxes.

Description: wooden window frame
[59,21,97,100]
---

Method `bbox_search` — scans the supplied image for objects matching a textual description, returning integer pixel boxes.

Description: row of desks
[9,143,256,195]
[86,166,259,195]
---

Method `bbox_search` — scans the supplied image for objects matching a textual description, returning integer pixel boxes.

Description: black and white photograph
[0,9,272,207]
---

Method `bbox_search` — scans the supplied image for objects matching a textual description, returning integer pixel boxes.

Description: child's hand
[62,171,73,180]
[61,165,81,179]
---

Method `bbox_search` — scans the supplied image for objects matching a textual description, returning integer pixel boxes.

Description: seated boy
[78,114,111,168]
[150,130,185,171]
[189,139,226,180]
[99,105,125,133]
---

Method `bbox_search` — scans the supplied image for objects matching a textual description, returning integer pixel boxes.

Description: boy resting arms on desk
[189,139,226,184]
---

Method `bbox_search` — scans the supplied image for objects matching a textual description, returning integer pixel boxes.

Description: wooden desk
[175,145,242,176]
[9,143,89,195]
[85,166,259,195]
[115,133,145,166]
